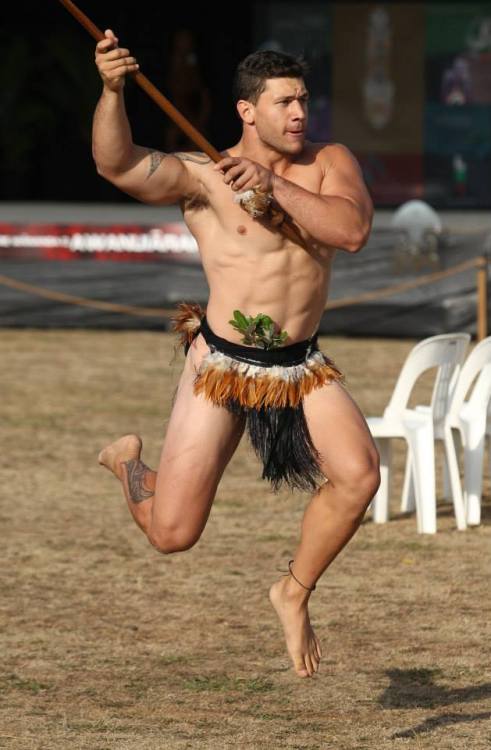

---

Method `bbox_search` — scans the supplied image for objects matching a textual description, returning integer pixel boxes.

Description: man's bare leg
[269,382,380,678]
[97,333,245,552]
[98,434,156,535]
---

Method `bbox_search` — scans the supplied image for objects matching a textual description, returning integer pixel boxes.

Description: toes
[309,643,319,671]
[312,652,320,672]
[314,636,322,659]
[294,657,310,678]
[304,653,315,677]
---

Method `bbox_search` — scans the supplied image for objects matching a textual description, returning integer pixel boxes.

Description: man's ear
[236,99,255,125]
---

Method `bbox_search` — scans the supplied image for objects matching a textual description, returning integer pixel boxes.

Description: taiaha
[58,0,222,162]
[57,0,306,248]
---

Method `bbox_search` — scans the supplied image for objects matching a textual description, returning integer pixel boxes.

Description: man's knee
[148,524,201,555]
[331,450,380,515]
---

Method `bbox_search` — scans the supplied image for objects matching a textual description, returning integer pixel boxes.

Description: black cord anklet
[288,559,316,592]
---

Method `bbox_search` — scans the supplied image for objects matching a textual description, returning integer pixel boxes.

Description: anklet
[288,559,316,592]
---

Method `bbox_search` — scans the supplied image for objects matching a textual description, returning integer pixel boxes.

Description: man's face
[251,77,309,155]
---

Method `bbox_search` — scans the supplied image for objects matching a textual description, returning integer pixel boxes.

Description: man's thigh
[152,334,246,536]
[303,381,378,485]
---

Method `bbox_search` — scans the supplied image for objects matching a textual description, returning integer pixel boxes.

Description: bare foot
[269,575,322,678]
[98,434,142,481]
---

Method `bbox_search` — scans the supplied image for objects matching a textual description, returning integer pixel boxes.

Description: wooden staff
[58,0,222,162]
[476,255,488,341]
[57,0,307,247]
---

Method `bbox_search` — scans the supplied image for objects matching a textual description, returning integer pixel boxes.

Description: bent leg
[290,381,380,583]
[99,333,246,553]
[147,342,246,551]
[270,381,380,678]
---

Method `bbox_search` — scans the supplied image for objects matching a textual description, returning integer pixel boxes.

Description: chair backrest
[467,363,491,415]
[384,333,470,419]
[448,336,491,418]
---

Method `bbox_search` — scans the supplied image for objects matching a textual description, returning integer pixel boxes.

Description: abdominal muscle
[198,234,334,346]
[182,170,336,346]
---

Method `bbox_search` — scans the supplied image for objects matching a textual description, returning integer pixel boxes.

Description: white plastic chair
[487,403,491,502]
[444,337,491,526]
[367,333,470,534]
[403,337,491,527]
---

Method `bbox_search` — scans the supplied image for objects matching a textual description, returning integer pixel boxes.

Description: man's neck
[227,138,302,175]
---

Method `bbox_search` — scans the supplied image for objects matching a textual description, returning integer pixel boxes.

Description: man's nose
[290,101,306,119]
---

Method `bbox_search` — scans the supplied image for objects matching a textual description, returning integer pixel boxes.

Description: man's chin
[285,140,305,155]
[277,137,305,155]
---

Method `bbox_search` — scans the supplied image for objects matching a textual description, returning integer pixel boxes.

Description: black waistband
[196,315,319,367]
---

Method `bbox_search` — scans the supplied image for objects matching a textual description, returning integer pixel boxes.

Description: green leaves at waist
[229,310,288,350]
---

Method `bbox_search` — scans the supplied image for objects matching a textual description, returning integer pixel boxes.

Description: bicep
[320,144,373,223]
[108,146,198,205]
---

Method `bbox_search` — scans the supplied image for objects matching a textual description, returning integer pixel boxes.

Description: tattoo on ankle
[124,459,154,503]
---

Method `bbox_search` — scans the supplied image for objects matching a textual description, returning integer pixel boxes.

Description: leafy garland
[229,310,288,350]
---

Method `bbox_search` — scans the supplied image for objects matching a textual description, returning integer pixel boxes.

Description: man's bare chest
[183,160,324,230]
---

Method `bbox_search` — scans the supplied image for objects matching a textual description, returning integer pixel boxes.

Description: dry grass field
[1,329,490,750]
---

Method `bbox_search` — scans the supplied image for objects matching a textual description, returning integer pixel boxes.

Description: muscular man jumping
[94,30,380,679]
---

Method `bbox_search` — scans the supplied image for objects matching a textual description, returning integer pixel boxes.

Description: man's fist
[214,156,275,195]
[95,29,139,92]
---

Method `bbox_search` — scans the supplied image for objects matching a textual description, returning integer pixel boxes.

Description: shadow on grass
[479,498,491,523]
[380,668,491,737]
[391,710,491,739]
[380,668,491,709]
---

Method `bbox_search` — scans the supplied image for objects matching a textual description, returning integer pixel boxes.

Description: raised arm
[92,29,199,205]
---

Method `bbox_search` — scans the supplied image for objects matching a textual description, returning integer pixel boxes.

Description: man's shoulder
[305,141,354,160]
[304,142,363,180]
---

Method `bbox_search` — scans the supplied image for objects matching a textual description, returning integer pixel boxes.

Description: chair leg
[488,432,491,490]
[463,424,485,527]
[371,438,391,523]
[442,450,451,501]
[405,419,436,534]
[443,426,467,531]
[401,451,416,512]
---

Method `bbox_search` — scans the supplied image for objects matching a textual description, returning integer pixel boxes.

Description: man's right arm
[92,29,198,205]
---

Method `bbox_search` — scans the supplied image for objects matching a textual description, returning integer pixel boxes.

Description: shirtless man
[94,30,380,679]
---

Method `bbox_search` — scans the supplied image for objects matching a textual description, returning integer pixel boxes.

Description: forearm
[92,88,138,177]
[272,175,370,252]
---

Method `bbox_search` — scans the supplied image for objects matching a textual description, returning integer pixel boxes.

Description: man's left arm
[215,143,373,252]
[272,144,373,252]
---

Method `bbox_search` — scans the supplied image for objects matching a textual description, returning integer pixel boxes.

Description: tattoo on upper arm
[146,149,168,179]
[174,152,212,165]
[123,459,154,503]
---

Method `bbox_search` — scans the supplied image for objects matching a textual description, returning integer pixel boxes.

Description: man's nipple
[237,225,247,235]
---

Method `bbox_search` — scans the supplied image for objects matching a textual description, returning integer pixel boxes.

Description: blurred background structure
[1,1,490,333]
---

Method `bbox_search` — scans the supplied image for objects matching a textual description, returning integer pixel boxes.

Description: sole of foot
[98,434,142,480]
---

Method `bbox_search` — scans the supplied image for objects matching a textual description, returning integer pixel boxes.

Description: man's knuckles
[105,48,130,60]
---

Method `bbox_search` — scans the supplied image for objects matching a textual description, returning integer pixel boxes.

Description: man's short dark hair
[233,50,309,104]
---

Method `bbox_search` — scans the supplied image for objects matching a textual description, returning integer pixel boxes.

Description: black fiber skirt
[190,316,326,494]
